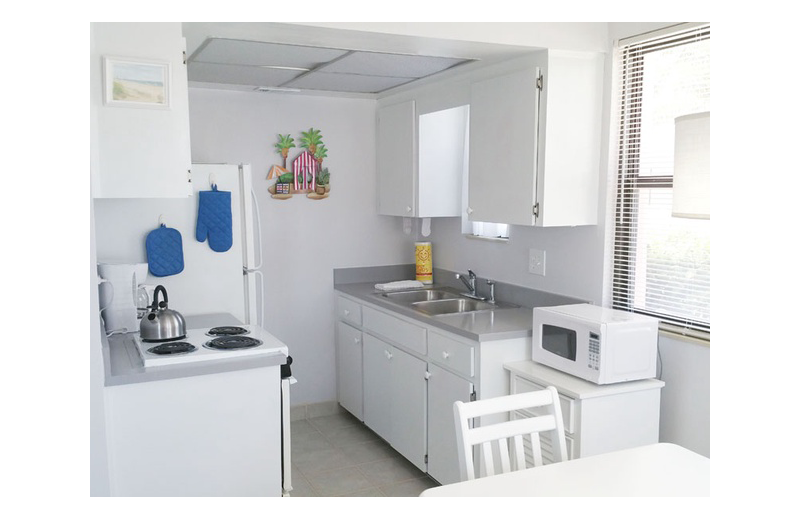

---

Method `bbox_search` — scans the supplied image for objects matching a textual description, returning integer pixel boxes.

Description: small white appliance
[532,304,659,385]
[97,262,148,334]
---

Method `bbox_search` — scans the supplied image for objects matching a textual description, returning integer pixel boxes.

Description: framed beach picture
[103,57,170,109]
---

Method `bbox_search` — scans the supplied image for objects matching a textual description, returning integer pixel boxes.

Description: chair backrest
[453,386,567,481]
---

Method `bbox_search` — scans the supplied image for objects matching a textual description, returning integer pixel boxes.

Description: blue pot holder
[146,224,185,277]
[196,185,233,253]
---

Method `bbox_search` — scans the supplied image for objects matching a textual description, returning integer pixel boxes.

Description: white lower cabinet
[505,360,665,463]
[336,321,363,420]
[363,333,427,471]
[426,363,473,485]
[335,291,529,485]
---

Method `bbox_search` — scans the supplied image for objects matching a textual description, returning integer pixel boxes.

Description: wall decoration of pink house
[292,150,318,192]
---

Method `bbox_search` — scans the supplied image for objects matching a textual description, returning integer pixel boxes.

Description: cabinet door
[389,346,428,471]
[418,105,468,218]
[468,61,543,226]
[336,321,363,420]
[427,363,473,485]
[91,23,192,198]
[377,100,416,216]
[363,334,392,441]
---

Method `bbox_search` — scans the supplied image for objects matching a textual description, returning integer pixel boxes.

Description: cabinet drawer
[429,331,474,378]
[512,376,575,434]
[337,296,362,326]
[362,306,426,355]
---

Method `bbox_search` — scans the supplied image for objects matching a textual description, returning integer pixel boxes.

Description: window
[470,221,509,240]
[611,24,711,339]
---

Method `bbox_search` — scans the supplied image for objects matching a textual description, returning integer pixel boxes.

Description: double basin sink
[379,288,513,316]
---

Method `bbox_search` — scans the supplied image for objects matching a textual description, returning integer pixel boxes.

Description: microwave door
[541,324,577,361]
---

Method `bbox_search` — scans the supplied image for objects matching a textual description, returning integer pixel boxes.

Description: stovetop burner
[147,341,197,356]
[203,335,264,351]
[206,326,250,337]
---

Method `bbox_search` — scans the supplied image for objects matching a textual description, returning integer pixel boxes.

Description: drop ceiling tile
[188,62,304,87]
[192,38,349,69]
[319,51,470,78]
[283,72,416,93]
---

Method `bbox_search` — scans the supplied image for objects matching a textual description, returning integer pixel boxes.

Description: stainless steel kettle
[139,285,186,342]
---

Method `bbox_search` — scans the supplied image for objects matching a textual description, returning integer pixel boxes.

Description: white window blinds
[611,24,711,339]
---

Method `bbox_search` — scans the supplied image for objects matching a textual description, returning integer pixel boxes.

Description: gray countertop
[103,313,288,387]
[334,282,534,342]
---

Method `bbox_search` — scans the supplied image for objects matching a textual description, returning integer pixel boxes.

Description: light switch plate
[529,248,546,276]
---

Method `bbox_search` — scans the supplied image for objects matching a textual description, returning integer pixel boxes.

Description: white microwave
[532,304,659,385]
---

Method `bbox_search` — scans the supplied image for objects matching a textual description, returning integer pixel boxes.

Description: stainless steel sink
[411,298,497,315]
[381,289,461,304]
[378,287,514,316]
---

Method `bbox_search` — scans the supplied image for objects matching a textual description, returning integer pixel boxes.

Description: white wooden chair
[453,386,568,481]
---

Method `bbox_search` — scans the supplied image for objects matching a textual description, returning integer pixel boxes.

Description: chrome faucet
[456,270,486,301]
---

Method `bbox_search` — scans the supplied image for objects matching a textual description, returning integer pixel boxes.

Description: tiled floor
[288,406,441,497]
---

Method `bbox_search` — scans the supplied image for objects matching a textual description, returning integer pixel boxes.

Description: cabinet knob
[354,337,360,344]
[344,309,350,316]
[442,351,450,359]
[385,350,393,360]
[406,206,412,213]
[467,207,474,215]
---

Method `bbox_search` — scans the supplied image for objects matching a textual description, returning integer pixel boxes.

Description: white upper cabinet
[376,101,466,218]
[91,23,192,198]
[467,50,604,227]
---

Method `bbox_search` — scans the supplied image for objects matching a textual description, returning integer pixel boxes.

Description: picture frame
[103,56,170,109]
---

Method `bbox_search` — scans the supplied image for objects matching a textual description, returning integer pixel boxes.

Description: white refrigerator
[93,163,263,327]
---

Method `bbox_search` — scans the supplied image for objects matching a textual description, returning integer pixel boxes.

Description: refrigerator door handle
[250,188,263,270]
[247,188,264,328]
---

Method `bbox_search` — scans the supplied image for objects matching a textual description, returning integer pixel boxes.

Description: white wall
[188,89,413,405]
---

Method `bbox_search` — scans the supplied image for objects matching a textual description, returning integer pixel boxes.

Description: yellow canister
[415,242,433,285]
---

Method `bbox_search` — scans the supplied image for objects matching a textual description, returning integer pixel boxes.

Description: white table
[419,443,709,497]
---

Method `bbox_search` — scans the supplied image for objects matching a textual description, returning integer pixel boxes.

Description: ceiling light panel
[318,51,471,78]
[191,38,349,69]
[188,62,304,87]
[283,72,416,93]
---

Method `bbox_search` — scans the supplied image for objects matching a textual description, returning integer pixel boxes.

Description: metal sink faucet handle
[456,270,482,299]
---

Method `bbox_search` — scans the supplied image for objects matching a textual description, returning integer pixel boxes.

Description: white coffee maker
[97,263,149,334]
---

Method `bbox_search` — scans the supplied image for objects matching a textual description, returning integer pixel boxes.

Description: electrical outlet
[529,248,546,276]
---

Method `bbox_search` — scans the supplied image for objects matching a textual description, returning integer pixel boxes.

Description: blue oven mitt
[195,185,233,253]
[146,224,184,277]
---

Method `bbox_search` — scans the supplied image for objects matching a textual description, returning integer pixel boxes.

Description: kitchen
[87,21,714,501]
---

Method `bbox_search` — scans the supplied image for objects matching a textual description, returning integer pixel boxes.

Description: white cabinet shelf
[504,360,664,463]
[91,22,192,198]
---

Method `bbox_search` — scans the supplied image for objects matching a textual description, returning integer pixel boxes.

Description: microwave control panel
[588,332,600,370]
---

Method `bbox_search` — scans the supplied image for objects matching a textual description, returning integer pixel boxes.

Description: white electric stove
[133,324,288,367]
